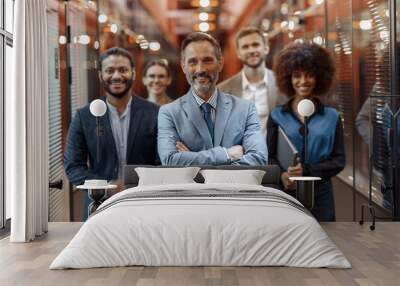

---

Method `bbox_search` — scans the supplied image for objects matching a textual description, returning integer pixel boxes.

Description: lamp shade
[297,99,315,117]
[89,99,107,117]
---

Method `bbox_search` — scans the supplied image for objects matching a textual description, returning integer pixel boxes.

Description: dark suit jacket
[64,95,159,186]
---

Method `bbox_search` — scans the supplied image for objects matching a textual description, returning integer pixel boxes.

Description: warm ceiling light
[199,22,210,32]
[191,0,219,8]
[288,20,296,30]
[136,34,145,44]
[140,41,149,50]
[110,23,118,33]
[149,41,161,51]
[379,31,389,41]
[87,1,96,9]
[295,38,304,44]
[199,0,210,7]
[359,20,372,30]
[196,12,216,21]
[199,12,209,21]
[194,22,215,32]
[280,3,289,15]
[98,13,108,23]
[58,35,67,45]
[78,35,90,45]
[313,35,323,45]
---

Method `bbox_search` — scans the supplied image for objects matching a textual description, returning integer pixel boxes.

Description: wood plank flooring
[0,222,399,286]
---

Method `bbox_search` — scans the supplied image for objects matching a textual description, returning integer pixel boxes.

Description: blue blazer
[64,95,159,186]
[157,90,267,165]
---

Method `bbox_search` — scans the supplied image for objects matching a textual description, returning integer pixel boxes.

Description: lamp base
[87,189,106,217]
[289,177,321,210]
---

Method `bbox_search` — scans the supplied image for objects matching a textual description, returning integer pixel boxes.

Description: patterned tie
[201,103,214,142]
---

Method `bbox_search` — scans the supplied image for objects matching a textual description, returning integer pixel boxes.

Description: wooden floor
[0,222,399,286]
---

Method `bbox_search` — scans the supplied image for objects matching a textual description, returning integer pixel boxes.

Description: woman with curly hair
[267,42,345,221]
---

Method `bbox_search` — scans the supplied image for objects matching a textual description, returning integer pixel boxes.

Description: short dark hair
[273,42,335,97]
[181,32,222,60]
[143,59,171,77]
[235,26,265,48]
[99,47,135,70]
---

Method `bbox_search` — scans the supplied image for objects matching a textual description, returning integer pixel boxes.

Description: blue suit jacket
[157,90,267,165]
[64,95,159,186]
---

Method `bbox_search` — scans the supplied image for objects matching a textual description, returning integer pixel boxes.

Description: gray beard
[186,72,218,97]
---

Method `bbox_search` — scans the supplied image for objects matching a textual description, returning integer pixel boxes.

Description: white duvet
[50,183,351,269]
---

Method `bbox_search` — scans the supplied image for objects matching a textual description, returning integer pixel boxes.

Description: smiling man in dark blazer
[64,47,159,220]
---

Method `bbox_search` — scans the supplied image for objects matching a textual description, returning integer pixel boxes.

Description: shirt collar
[191,88,218,109]
[106,96,133,118]
[241,67,269,90]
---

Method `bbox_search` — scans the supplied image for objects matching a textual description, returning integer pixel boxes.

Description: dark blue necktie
[201,103,214,141]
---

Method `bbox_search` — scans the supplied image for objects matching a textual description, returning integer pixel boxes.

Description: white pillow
[200,169,266,185]
[135,167,201,186]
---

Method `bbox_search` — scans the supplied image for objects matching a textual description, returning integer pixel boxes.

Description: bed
[50,165,351,269]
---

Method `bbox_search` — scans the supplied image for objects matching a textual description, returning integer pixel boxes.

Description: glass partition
[4,43,11,220]
[0,0,13,229]
[5,0,13,33]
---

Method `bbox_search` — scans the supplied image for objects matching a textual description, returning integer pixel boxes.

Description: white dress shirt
[106,97,132,178]
[242,69,270,137]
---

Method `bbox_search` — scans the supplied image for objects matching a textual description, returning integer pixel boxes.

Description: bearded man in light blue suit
[158,32,267,166]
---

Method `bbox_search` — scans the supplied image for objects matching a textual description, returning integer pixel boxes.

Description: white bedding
[50,183,351,269]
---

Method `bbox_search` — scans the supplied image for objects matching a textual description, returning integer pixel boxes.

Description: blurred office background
[1,0,400,225]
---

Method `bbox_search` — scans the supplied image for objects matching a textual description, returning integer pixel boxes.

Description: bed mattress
[50,183,351,269]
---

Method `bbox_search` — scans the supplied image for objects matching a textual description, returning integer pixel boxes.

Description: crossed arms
[157,103,267,166]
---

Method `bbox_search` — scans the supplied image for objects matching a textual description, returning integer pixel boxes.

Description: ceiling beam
[230,0,265,35]
[139,0,179,48]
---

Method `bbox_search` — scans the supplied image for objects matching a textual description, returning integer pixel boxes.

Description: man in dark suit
[218,26,287,137]
[64,47,159,220]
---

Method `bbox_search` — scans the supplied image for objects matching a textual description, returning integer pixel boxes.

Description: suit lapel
[126,96,143,158]
[231,73,243,97]
[182,91,213,147]
[214,91,232,146]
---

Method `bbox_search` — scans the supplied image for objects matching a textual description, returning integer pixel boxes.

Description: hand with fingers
[281,160,303,190]
[227,145,244,161]
[176,141,190,152]
[108,178,123,197]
